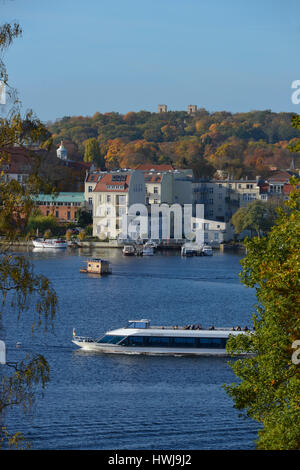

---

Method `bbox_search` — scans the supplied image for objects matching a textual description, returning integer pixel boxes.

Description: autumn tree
[225,184,300,449]
[0,22,57,447]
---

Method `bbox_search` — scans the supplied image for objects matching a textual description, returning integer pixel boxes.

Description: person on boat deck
[209,325,215,330]
[236,326,242,331]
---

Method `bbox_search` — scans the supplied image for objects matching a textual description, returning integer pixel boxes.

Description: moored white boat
[181,243,198,256]
[122,245,135,256]
[32,238,68,249]
[142,245,154,256]
[72,319,250,356]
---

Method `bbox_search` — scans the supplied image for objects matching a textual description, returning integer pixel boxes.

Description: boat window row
[99,335,227,349]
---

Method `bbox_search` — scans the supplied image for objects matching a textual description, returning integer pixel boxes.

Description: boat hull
[32,239,67,249]
[72,340,233,356]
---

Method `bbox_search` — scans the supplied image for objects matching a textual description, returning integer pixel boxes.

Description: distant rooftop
[34,192,85,203]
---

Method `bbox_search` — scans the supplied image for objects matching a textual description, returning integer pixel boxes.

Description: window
[218,193,222,199]
[125,336,145,346]
[198,337,226,349]
[88,197,92,205]
[99,335,126,344]
[88,186,93,192]
[67,211,71,220]
[214,232,219,240]
[107,195,111,203]
[173,337,197,348]
[147,336,170,347]
[153,187,159,194]
[55,211,59,218]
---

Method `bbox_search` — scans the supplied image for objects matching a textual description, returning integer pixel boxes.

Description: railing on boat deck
[73,336,95,343]
[148,325,245,331]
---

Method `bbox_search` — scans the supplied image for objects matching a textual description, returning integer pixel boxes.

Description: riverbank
[0,239,246,251]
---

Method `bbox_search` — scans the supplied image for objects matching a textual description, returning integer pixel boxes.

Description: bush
[26,214,60,237]
[85,225,93,237]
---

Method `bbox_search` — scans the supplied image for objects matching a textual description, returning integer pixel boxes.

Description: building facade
[34,192,86,222]
[91,170,146,239]
[193,178,261,222]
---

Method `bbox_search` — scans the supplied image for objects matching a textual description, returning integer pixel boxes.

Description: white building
[191,217,234,246]
[56,141,68,161]
[91,170,146,239]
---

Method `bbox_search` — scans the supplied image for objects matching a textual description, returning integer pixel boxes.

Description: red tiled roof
[135,163,174,171]
[259,183,269,194]
[0,147,33,174]
[93,173,130,192]
[283,184,300,194]
[86,173,104,183]
[267,170,297,183]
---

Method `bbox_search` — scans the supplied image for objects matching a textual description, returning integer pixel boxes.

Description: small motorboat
[122,245,135,256]
[142,245,154,256]
[32,238,68,249]
[202,244,213,256]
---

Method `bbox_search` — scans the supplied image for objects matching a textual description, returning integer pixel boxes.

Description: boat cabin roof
[87,258,110,263]
[127,320,150,329]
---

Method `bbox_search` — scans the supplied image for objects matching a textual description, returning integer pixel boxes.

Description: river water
[1,248,259,449]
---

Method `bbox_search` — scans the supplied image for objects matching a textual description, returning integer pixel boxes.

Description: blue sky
[1,0,300,121]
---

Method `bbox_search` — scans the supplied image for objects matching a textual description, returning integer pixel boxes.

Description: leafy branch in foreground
[0,18,57,448]
[224,184,300,450]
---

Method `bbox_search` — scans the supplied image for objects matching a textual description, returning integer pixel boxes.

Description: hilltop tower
[57,140,68,161]
[158,104,167,113]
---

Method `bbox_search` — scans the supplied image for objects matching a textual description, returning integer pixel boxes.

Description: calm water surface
[2,248,259,449]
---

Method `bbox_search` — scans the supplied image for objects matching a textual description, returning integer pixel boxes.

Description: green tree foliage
[75,208,92,227]
[0,21,57,447]
[225,186,300,449]
[231,200,280,238]
[83,137,104,167]
[26,213,59,237]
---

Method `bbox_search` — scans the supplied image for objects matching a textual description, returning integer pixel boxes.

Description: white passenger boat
[72,319,249,356]
[32,238,68,249]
